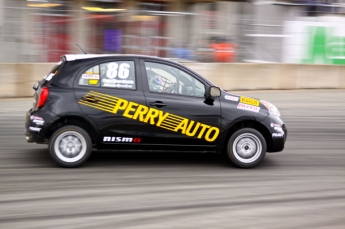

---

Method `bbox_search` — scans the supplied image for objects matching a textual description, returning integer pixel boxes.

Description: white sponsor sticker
[102,83,134,88]
[81,74,100,80]
[270,123,283,132]
[224,95,239,101]
[272,133,284,138]
[44,73,55,81]
[33,120,45,125]
[274,127,283,132]
[30,115,43,121]
[270,123,281,128]
[29,127,41,132]
[237,103,260,113]
[102,79,134,84]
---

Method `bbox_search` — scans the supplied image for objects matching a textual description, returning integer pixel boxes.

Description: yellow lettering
[174,118,189,134]
[123,101,139,119]
[112,99,128,114]
[144,108,160,124]
[84,92,220,142]
[197,124,210,139]
[156,111,170,127]
[185,121,201,137]
[132,104,149,121]
[204,127,220,142]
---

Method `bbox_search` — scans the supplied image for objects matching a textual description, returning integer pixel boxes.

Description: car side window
[100,61,136,89]
[145,62,205,97]
[79,61,136,90]
[79,65,100,86]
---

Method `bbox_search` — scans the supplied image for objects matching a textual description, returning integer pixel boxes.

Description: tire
[226,128,266,168]
[49,125,92,168]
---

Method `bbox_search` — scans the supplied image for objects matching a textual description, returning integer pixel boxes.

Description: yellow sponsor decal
[79,91,220,142]
[240,96,260,106]
[88,79,99,85]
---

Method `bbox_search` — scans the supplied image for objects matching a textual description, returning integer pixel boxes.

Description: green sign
[303,26,345,65]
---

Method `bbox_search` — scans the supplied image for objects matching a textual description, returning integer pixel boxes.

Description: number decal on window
[106,63,130,79]
[106,63,118,79]
[118,63,130,79]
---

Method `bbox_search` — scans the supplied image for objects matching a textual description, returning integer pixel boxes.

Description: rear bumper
[25,128,45,143]
[25,109,53,144]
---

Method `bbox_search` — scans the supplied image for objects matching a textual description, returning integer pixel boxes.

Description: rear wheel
[226,128,266,168]
[49,125,92,167]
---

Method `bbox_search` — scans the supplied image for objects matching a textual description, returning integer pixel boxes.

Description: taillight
[37,87,49,108]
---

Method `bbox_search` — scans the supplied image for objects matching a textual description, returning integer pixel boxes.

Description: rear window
[39,61,64,85]
[78,60,136,90]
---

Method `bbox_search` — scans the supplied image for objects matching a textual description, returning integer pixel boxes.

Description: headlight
[261,100,280,117]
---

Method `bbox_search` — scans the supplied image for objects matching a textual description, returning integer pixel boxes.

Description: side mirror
[205,86,221,100]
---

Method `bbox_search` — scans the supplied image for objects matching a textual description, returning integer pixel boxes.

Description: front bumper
[269,123,287,152]
[264,115,288,153]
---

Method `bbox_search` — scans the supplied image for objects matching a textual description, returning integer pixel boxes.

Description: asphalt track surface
[0,90,344,229]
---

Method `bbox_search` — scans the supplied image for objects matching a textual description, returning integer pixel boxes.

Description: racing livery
[25,54,287,168]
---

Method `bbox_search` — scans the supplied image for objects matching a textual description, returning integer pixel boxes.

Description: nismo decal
[79,91,220,142]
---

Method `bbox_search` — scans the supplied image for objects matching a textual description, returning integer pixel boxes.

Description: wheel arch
[46,115,99,147]
[221,119,272,152]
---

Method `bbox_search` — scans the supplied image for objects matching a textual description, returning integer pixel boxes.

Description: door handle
[149,101,166,108]
[81,95,98,103]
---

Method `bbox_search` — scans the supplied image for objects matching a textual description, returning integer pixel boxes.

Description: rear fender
[46,115,99,147]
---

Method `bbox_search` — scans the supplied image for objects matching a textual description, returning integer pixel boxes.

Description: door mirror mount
[205,86,221,100]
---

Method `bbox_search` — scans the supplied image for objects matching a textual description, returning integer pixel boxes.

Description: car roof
[59,54,215,87]
[61,54,183,65]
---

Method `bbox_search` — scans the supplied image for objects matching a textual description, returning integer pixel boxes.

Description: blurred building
[0,0,243,62]
[0,0,345,63]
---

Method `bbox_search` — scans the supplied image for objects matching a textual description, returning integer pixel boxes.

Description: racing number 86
[106,63,130,79]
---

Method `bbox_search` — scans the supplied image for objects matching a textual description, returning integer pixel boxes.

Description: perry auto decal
[79,91,220,142]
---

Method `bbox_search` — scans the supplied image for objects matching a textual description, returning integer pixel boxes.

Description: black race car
[25,54,287,168]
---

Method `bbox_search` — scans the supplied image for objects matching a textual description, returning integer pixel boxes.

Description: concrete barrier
[1,63,55,98]
[184,63,345,91]
[1,62,345,98]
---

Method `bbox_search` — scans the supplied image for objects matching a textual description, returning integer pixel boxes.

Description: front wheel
[226,128,266,168]
[49,125,92,168]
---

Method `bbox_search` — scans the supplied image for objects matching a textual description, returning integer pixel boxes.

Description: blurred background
[1,0,345,64]
[1,1,345,228]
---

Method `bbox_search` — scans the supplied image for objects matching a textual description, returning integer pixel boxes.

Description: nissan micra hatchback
[25,54,287,168]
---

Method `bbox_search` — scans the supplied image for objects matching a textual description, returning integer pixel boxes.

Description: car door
[139,59,221,148]
[74,57,147,149]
